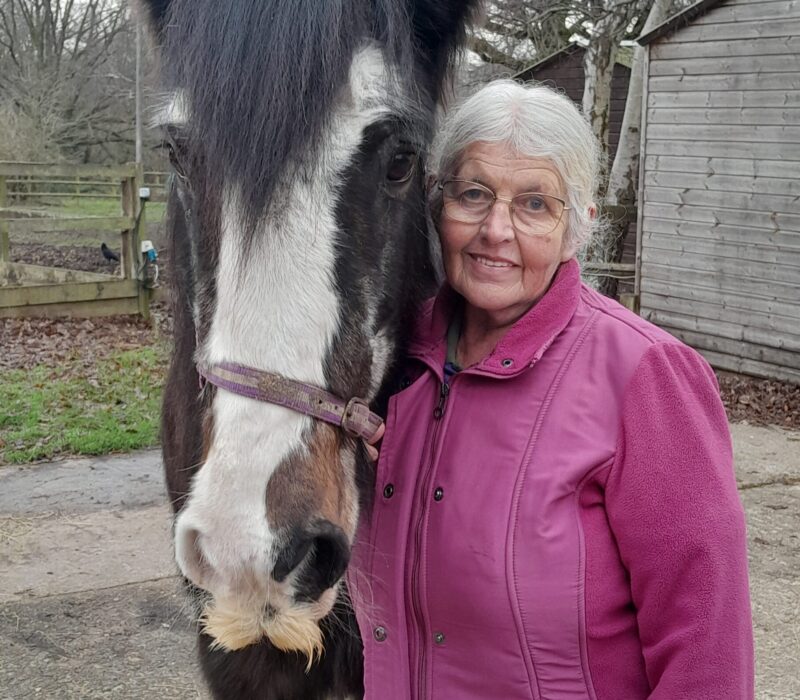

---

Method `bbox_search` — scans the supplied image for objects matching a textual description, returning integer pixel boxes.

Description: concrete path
[1,424,798,699]
[0,451,209,700]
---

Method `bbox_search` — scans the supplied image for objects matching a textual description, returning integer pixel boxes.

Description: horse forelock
[158,0,432,245]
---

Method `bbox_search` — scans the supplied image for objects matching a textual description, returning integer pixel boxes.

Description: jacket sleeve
[604,341,754,699]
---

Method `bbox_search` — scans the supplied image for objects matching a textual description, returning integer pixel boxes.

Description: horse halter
[196,362,384,442]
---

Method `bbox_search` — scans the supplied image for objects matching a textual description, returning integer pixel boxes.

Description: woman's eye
[462,188,489,202]
[386,152,418,183]
[521,195,546,212]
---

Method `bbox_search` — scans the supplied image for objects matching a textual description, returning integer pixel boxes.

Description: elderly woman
[353,80,754,699]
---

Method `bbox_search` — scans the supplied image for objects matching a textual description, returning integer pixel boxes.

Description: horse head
[139,0,477,673]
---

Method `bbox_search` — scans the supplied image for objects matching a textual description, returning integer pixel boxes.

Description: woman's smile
[468,253,517,271]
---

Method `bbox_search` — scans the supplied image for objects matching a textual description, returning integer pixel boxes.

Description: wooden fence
[2,169,169,205]
[0,162,155,319]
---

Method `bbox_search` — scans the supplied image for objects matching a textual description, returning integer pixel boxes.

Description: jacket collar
[408,258,582,377]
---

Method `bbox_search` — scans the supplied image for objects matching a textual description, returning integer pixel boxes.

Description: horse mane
[159,0,430,242]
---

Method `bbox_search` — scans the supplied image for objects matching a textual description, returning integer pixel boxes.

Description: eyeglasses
[438,179,570,236]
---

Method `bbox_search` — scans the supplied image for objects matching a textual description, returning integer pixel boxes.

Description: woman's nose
[480,199,515,243]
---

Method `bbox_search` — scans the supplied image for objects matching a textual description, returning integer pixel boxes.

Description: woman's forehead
[455,142,563,191]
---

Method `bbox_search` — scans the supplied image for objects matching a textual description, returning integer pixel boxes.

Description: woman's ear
[588,203,598,220]
[560,241,578,262]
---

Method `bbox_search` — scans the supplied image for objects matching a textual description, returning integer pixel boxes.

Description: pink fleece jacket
[351,259,754,699]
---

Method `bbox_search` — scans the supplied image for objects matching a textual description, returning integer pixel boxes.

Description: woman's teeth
[474,255,512,268]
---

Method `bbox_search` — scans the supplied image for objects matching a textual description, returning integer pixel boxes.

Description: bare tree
[467,1,696,157]
[0,0,132,162]
[468,0,575,71]
[606,0,672,208]
[582,0,676,297]
[579,1,653,162]
[461,0,579,86]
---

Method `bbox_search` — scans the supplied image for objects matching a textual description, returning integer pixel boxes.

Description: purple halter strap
[196,361,384,442]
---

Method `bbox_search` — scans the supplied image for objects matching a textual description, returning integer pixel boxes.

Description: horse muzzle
[175,511,349,660]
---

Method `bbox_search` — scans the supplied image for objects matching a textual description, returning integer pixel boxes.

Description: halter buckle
[342,396,382,440]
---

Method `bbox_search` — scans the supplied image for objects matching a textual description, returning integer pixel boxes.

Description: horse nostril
[272,521,350,601]
[175,523,214,590]
[310,526,350,590]
[272,530,315,583]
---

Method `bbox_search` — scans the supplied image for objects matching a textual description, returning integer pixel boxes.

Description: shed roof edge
[637,0,727,46]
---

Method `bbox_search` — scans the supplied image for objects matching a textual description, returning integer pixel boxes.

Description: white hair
[429,79,604,252]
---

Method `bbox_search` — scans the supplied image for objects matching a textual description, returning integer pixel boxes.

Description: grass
[53,196,167,222]
[8,197,168,247]
[9,195,167,220]
[0,345,168,465]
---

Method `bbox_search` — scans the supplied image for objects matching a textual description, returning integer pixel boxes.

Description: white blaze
[174,45,398,600]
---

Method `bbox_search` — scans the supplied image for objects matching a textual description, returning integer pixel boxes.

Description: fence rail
[2,169,169,205]
[0,161,154,318]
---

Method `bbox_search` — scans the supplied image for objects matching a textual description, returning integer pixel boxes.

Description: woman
[353,81,754,699]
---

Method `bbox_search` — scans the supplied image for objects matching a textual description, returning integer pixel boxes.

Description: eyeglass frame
[436,178,571,236]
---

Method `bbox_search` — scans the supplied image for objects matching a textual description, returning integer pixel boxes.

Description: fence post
[133,163,150,321]
[0,175,8,262]
[120,173,136,281]
[121,167,151,320]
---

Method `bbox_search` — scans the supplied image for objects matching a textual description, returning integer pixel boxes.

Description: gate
[0,162,154,318]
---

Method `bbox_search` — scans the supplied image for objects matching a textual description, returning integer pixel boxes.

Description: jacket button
[434,632,445,645]
[383,483,394,499]
[501,358,514,368]
[373,626,387,642]
[433,487,444,501]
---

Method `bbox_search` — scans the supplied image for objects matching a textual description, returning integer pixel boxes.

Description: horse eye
[163,140,187,179]
[164,141,176,162]
[386,152,418,183]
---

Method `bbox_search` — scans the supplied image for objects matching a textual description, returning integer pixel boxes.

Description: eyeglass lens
[442,180,565,235]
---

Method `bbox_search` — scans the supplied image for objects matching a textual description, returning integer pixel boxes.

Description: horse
[137,1,478,697]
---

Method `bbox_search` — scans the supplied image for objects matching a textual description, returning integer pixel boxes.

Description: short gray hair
[429,79,604,252]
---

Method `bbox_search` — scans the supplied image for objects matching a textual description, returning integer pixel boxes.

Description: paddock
[0,162,164,319]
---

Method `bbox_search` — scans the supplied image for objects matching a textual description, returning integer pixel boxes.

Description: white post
[135,23,143,165]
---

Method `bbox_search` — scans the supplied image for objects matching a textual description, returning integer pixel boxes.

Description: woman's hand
[363,422,385,463]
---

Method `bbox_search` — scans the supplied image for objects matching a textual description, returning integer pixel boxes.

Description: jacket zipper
[411,379,451,700]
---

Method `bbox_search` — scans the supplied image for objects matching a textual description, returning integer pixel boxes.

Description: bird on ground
[100,243,120,262]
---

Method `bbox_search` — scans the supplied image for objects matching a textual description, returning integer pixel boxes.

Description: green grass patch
[0,345,168,465]
[45,196,167,222]
[47,196,122,217]
[9,197,168,247]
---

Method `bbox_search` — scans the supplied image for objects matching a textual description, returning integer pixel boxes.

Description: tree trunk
[582,31,618,171]
[581,12,623,298]
[607,0,672,207]
[584,0,671,298]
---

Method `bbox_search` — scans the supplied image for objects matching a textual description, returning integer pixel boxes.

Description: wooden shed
[637,0,800,383]
[513,43,632,163]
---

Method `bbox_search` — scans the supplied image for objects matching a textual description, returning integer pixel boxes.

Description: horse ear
[410,0,481,74]
[135,0,172,41]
